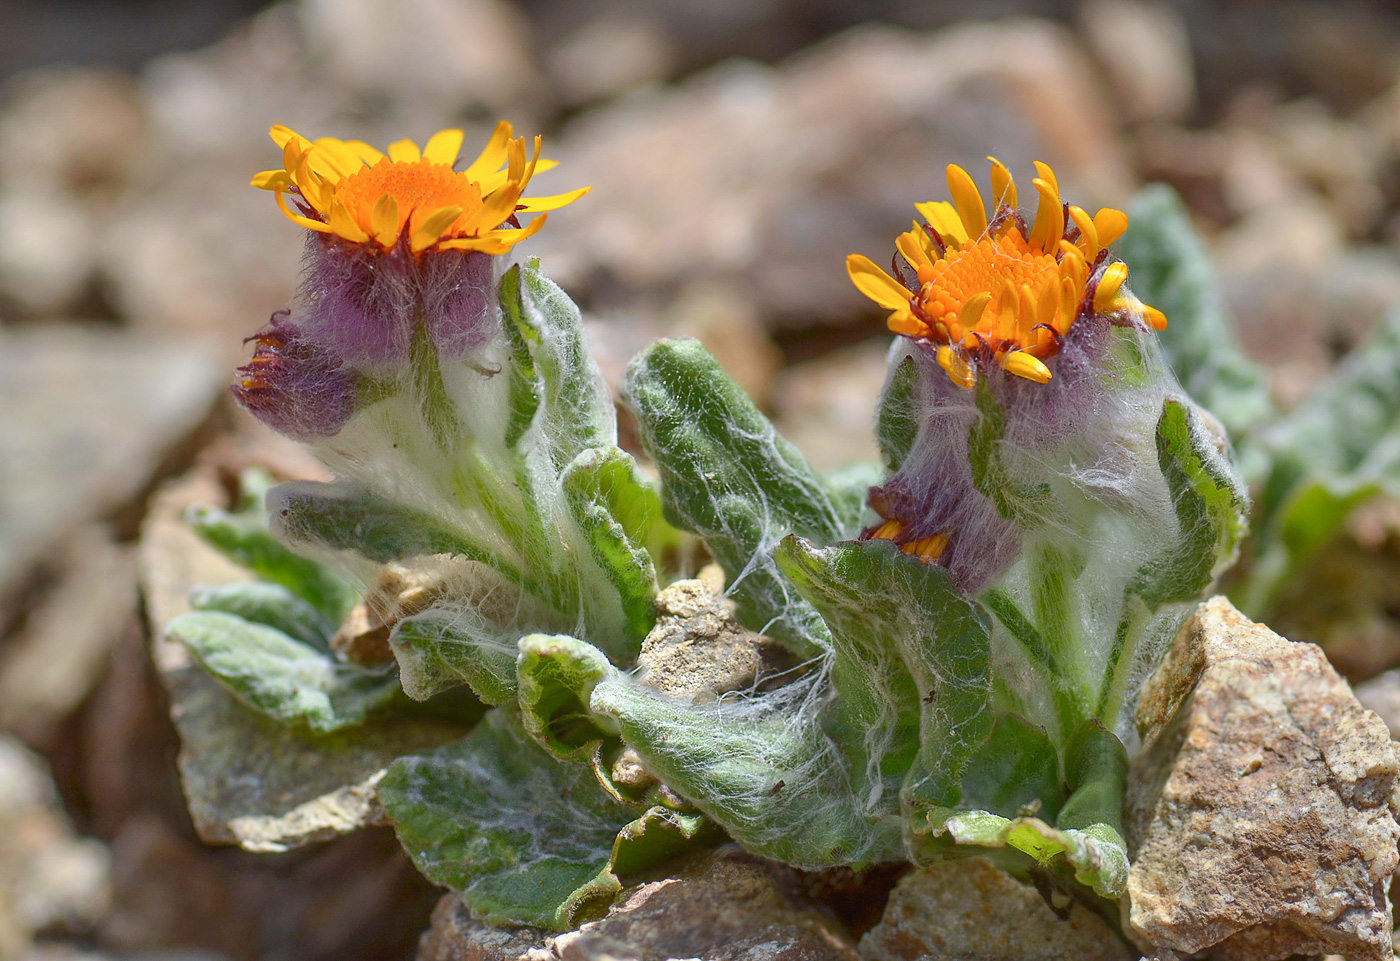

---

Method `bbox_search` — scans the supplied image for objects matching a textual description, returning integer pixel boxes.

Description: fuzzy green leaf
[935,809,1129,898]
[189,581,335,649]
[380,709,704,931]
[499,260,615,468]
[561,448,662,644]
[1129,399,1248,609]
[188,503,357,622]
[268,481,511,572]
[390,609,519,705]
[622,338,853,659]
[956,713,1064,821]
[518,631,901,868]
[590,671,903,869]
[876,353,919,473]
[776,536,996,812]
[1118,184,1274,442]
[166,611,398,732]
[1055,719,1127,838]
[1241,314,1400,614]
[517,633,620,759]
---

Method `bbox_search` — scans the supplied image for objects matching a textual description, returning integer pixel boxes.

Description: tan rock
[531,20,1128,332]
[1126,596,1400,961]
[1078,0,1196,124]
[417,849,858,961]
[635,567,768,702]
[858,857,1133,961]
[139,470,469,853]
[0,736,110,959]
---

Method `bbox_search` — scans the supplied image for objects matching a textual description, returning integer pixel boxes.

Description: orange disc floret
[251,123,589,255]
[847,158,1167,389]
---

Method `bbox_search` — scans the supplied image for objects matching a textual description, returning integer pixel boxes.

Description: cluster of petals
[251,122,589,255]
[847,158,1165,388]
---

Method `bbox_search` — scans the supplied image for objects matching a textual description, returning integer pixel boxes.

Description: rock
[0,736,111,959]
[1125,596,1400,961]
[635,567,768,702]
[297,0,543,117]
[858,856,1133,960]
[532,20,1128,333]
[0,526,138,747]
[0,328,223,613]
[0,186,100,316]
[416,896,551,961]
[545,16,679,108]
[417,849,859,961]
[139,469,471,853]
[0,68,147,191]
[1354,667,1400,739]
[1078,0,1196,124]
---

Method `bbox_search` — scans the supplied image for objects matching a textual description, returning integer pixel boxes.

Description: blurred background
[2,0,1400,958]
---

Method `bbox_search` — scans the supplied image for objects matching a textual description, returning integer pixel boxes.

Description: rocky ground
[3,0,1400,958]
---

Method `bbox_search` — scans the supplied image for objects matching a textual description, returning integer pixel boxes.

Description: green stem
[982,589,1085,737]
[1095,603,1145,727]
[409,317,465,453]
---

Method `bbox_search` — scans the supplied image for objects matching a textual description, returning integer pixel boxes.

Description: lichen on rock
[1125,595,1400,961]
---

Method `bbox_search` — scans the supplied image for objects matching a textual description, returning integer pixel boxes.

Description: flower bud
[231,310,359,441]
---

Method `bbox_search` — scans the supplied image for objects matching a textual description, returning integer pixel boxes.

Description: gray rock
[858,857,1133,961]
[139,469,470,853]
[1125,596,1400,961]
[0,736,111,959]
[635,567,768,703]
[417,849,858,961]
[1355,667,1400,738]
[0,328,223,609]
[532,20,1129,332]
[0,526,137,746]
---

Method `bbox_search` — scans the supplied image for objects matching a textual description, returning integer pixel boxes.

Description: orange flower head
[251,123,589,255]
[847,159,1165,389]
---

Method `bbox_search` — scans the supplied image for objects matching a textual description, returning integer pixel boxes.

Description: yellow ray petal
[340,139,386,166]
[1032,161,1058,195]
[387,138,421,163]
[1093,262,1129,312]
[1093,208,1129,248]
[308,139,360,181]
[275,188,333,234]
[1029,177,1064,253]
[937,345,977,389]
[1004,351,1052,383]
[847,255,914,310]
[988,156,1018,211]
[461,121,514,182]
[422,129,465,166]
[946,164,988,239]
[1059,277,1078,333]
[1068,205,1099,261]
[514,185,591,213]
[326,202,370,243]
[371,194,400,247]
[887,306,927,338]
[410,205,464,253]
[896,229,934,273]
[251,169,291,190]
[958,291,991,334]
[1143,303,1168,330]
[1018,283,1038,332]
[269,125,300,149]
[915,200,969,247]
